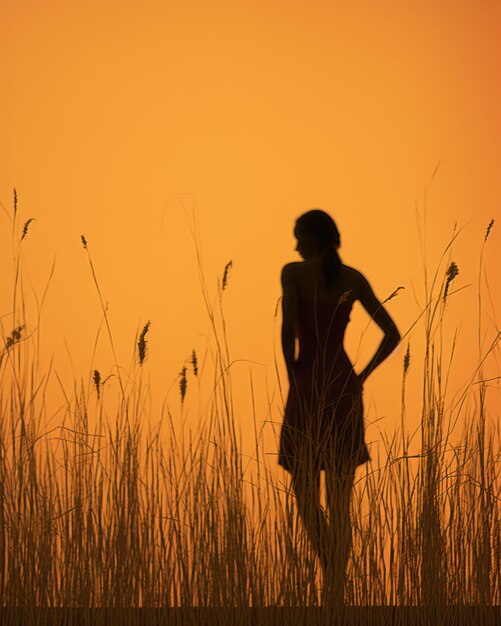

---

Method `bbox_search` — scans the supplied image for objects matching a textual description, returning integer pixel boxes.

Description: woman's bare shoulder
[281,261,303,271]
[340,265,370,294]
[280,261,303,277]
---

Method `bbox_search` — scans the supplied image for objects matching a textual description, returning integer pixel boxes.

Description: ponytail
[322,244,342,289]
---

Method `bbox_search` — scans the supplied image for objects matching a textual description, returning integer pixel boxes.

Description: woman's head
[294,209,341,259]
[294,209,342,288]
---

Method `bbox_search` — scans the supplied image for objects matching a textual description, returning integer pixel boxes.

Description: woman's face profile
[294,228,319,260]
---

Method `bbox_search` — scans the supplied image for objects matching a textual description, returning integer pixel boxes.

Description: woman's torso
[290,260,361,376]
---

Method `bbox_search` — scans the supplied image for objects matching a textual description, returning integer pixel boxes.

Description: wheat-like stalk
[443,261,459,302]
[222,260,233,291]
[383,285,405,304]
[191,349,198,377]
[179,365,187,403]
[93,369,101,399]
[21,218,36,241]
[484,218,494,242]
[138,321,151,366]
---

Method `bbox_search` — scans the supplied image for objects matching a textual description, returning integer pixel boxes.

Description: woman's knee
[324,468,354,512]
[290,467,321,509]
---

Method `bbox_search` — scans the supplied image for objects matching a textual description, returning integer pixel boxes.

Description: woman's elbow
[388,326,401,349]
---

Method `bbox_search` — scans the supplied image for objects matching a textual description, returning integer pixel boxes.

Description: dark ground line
[1,606,501,626]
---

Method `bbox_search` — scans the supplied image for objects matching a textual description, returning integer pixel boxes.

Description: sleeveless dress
[278,297,371,474]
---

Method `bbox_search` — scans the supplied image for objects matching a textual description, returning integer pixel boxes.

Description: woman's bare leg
[323,462,355,605]
[290,464,330,578]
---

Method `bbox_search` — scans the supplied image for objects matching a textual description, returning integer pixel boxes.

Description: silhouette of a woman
[279,209,400,605]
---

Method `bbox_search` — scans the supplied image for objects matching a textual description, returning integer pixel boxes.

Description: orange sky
[1,0,499,483]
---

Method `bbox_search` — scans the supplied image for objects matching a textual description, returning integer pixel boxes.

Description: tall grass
[0,193,499,625]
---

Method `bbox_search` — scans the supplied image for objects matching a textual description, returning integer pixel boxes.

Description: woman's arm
[356,272,401,384]
[281,264,298,384]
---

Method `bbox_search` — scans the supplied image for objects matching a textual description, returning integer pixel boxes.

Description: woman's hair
[295,209,342,289]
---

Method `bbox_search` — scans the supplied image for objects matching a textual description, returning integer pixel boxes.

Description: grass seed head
[403,342,411,376]
[13,188,18,216]
[383,286,405,304]
[222,260,233,291]
[274,296,282,319]
[179,366,188,403]
[138,321,151,366]
[339,289,354,304]
[21,218,36,241]
[484,219,494,242]
[443,261,459,302]
[191,349,198,377]
[2,326,24,366]
[81,235,88,249]
[93,369,101,399]
[4,325,24,350]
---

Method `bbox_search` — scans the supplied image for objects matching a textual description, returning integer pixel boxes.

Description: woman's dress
[278,297,371,474]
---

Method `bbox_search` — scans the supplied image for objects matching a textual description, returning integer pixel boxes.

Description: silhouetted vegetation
[0,192,499,625]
